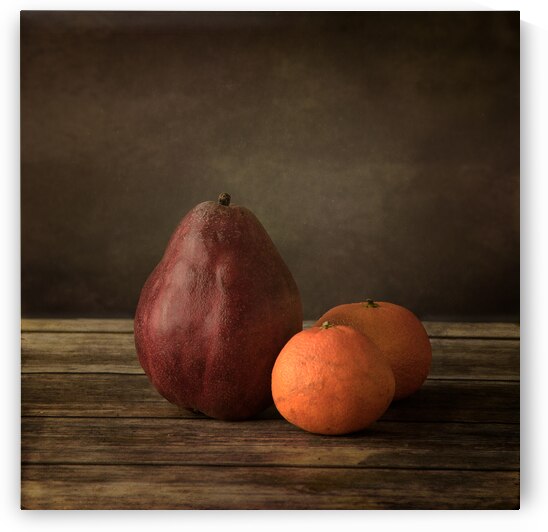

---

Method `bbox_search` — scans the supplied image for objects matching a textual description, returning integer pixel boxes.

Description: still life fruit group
[135,193,431,434]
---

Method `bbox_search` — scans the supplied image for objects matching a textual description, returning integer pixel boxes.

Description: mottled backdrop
[21,11,520,320]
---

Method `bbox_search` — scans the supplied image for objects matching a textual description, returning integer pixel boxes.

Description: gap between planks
[21,318,520,339]
[20,462,518,473]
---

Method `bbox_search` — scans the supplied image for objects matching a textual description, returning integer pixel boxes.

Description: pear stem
[218,193,231,206]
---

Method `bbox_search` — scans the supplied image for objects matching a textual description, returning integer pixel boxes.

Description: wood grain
[21,332,519,380]
[21,464,519,509]
[21,318,520,338]
[22,332,139,373]
[424,321,519,339]
[21,319,136,333]
[19,319,520,510]
[429,338,519,380]
[21,417,519,471]
[22,373,519,423]
[382,380,519,424]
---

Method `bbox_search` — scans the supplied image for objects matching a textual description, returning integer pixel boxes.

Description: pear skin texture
[134,199,303,420]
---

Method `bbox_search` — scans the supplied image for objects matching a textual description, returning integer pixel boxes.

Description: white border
[3,1,547,529]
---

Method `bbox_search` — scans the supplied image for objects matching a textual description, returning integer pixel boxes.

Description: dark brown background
[21,11,520,321]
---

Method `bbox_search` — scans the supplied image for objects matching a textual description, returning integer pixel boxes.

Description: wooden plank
[21,417,519,471]
[21,318,520,338]
[425,321,520,339]
[21,464,519,509]
[21,332,520,380]
[21,319,136,333]
[21,373,191,418]
[383,380,519,424]
[22,332,140,374]
[429,338,519,380]
[21,374,519,423]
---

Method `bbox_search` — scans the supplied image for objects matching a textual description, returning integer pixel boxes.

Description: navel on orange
[316,300,432,400]
[271,321,395,435]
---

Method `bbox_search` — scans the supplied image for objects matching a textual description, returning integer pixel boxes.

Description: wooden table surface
[21,319,520,510]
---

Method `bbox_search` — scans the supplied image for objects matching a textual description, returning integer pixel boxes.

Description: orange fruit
[316,300,432,400]
[271,321,395,435]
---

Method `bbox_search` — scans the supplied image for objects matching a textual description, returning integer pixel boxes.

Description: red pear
[134,193,302,420]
